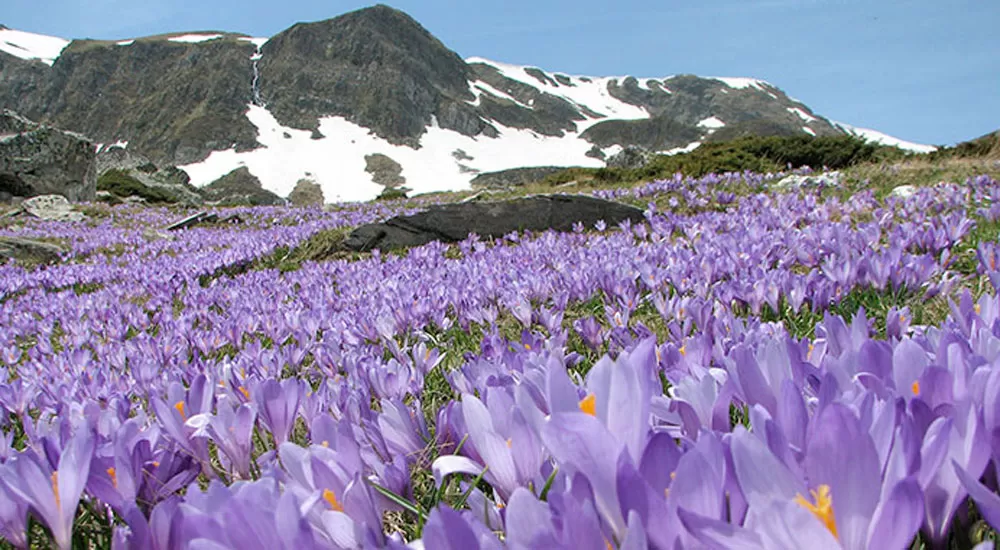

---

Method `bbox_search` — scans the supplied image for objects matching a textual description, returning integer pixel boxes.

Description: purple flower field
[3,173,1000,548]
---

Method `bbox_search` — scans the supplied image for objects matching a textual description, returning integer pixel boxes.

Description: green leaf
[538,467,559,501]
[453,466,489,510]
[369,480,427,522]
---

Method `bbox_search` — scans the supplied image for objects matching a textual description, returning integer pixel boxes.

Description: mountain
[0,6,935,202]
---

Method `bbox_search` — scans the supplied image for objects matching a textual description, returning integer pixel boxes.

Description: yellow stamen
[579,393,597,416]
[911,380,920,396]
[795,484,838,539]
[678,345,687,357]
[107,467,118,489]
[506,438,512,448]
[151,461,160,468]
[670,471,677,480]
[975,303,982,315]
[605,539,614,550]
[51,472,60,509]
[497,501,506,509]
[323,488,345,512]
[238,386,250,400]
[321,440,329,448]
[174,401,186,420]
[807,343,815,361]
[524,343,531,351]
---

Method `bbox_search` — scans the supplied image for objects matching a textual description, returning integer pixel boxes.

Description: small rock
[774,171,842,190]
[142,228,176,241]
[95,190,123,205]
[889,185,917,199]
[21,194,85,222]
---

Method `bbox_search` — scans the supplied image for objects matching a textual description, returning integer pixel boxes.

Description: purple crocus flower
[3,427,94,549]
[257,378,305,446]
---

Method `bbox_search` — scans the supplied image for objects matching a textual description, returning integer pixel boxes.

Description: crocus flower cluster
[1,172,999,549]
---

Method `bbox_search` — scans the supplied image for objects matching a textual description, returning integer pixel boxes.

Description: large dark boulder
[0,110,95,201]
[345,194,645,252]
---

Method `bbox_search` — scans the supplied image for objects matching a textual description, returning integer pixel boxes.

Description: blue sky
[4,0,997,146]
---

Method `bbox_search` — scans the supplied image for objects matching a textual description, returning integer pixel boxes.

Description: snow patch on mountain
[834,121,937,153]
[167,34,223,43]
[467,80,531,109]
[662,142,702,156]
[467,57,649,130]
[180,104,607,203]
[711,76,769,91]
[698,116,726,129]
[788,107,817,123]
[116,40,135,46]
[802,126,816,136]
[238,37,268,48]
[0,28,69,65]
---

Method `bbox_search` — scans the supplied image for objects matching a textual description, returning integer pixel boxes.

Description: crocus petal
[730,427,803,510]
[431,455,483,488]
[954,460,1000,531]
[504,487,553,548]
[678,506,764,549]
[619,510,648,550]
[421,506,479,550]
[866,477,924,549]
[541,412,626,535]
[804,403,880,550]
[757,499,841,550]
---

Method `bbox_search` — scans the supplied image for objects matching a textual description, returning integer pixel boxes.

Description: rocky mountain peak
[259,4,483,144]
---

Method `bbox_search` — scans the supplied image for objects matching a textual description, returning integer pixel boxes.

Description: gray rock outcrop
[96,146,202,204]
[470,166,569,189]
[0,110,95,201]
[606,146,653,169]
[288,178,324,206]
[365,153,406,188]
[201,167,284,206]
[0,236,66,265]
[344,194,645,251]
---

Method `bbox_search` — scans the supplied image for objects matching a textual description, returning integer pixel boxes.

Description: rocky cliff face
[0,5,915,201]
[0,34,258,165]
[0,109,95,201]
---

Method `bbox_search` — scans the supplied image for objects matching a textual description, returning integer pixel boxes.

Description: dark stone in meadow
[345,194,645,252]
[0,236,66,265]
[166,211,218,231]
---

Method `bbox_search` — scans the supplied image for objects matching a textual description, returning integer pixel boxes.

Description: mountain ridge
[0,5,934,202]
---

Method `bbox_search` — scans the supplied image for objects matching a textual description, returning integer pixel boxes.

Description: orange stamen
[795,484,838,539]
[51,472,60,509]
[323,488,345,512]
[579,393,597,416]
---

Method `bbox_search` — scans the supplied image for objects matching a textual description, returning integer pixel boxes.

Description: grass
[836,157,1000,200]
